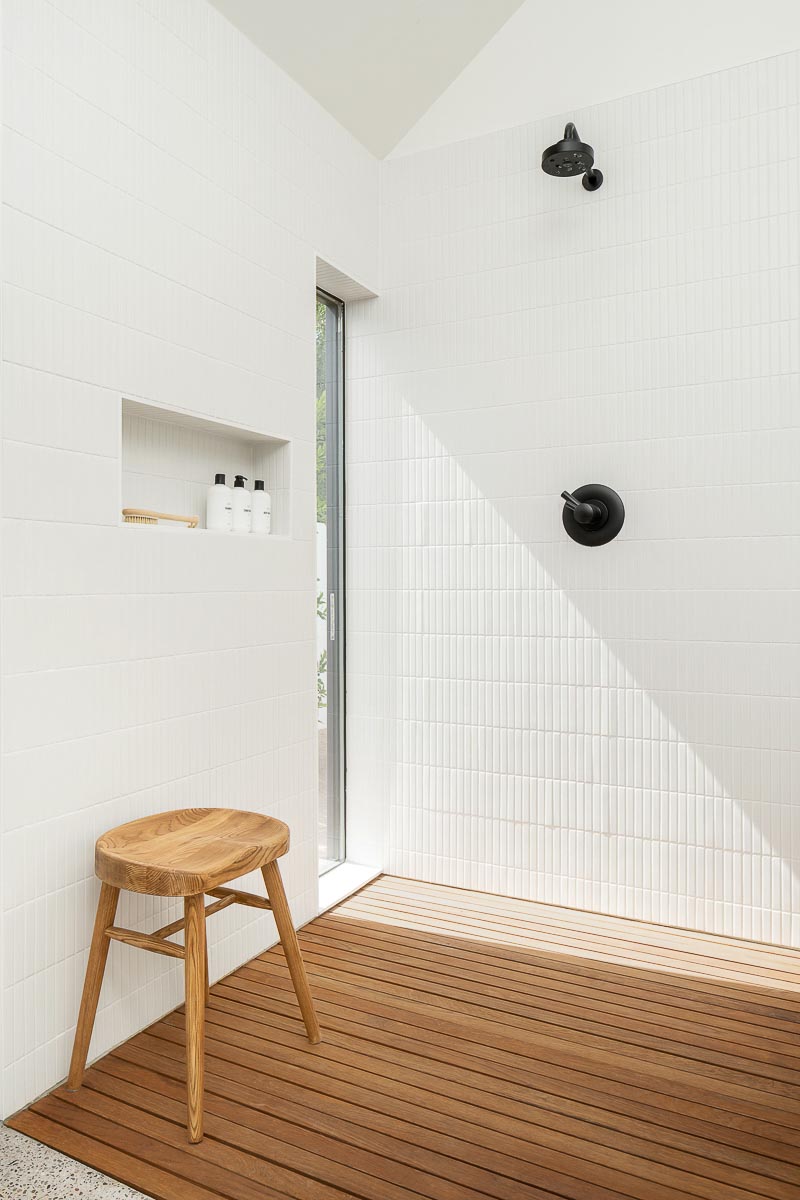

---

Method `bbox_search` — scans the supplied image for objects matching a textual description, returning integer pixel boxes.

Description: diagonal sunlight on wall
[347,50,800,950]
[347,388,799,949]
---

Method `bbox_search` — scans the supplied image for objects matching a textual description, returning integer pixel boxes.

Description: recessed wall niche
[121,399,291,535]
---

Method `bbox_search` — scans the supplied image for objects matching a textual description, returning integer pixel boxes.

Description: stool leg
[67,882,120,1089]
[261,860,321,1044]
[184,893,206,1143]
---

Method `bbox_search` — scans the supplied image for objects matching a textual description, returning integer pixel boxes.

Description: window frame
[317,288,346,873]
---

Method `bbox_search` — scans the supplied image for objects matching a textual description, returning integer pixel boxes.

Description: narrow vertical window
[316,291,345,872]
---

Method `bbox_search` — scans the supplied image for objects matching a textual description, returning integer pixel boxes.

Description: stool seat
[95,807,290,896]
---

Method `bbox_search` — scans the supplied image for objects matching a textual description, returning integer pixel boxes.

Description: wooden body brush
[122,508,199,528]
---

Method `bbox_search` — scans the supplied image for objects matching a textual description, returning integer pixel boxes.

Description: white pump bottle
[231,474,252,533]
[206,473,233,531]
[251,479,271,533]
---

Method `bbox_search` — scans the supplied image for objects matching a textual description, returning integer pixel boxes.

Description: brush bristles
[124,514,157,524]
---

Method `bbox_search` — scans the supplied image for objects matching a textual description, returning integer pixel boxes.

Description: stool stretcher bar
[103,886,272,958]
[153,893,237,939]
[206,885,272,910]
[105,926,186,959]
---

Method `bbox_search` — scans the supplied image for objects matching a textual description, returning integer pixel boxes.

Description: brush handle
[122,508,199,528]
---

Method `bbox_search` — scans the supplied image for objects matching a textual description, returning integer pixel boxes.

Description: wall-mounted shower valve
[561,484,624,546]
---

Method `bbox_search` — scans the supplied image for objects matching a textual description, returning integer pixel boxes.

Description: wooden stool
[67,808,320,1143]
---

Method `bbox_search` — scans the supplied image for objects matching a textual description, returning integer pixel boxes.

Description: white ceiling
[213,0,800,162]
[208,0,525,157]
[394,0,800,156]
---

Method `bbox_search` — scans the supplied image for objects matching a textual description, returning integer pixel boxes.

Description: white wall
[394,0,800,156]
[0,0,377,1117]
[347,52,800,947]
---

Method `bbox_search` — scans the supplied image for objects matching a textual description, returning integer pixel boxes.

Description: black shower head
[542,123,603,191]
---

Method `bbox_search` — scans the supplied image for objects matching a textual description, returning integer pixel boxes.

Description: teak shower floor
[9,875,800,1200]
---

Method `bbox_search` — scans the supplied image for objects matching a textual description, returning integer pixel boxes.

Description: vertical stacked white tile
[0,0,377,1116]
[347,54,800,946]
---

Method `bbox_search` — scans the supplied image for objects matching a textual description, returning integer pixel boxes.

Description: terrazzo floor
[0,1124,144,1199]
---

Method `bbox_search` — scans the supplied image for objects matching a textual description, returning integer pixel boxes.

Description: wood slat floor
[9,874,800,1200]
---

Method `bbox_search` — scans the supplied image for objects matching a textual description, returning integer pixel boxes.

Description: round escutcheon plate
[562,484,625,546]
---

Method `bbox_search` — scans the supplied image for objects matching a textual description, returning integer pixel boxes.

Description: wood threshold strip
[9,874,800,1200]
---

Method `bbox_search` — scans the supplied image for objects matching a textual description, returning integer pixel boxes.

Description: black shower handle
[561,490,604,526]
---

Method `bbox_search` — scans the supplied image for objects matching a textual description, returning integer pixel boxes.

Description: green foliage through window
[317,649,327,708]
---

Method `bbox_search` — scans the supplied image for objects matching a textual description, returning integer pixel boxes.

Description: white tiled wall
[0,0,377,1115]
[347,53,800,948]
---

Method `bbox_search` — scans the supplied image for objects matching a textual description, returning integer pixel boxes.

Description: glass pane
[316,294,345,872]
